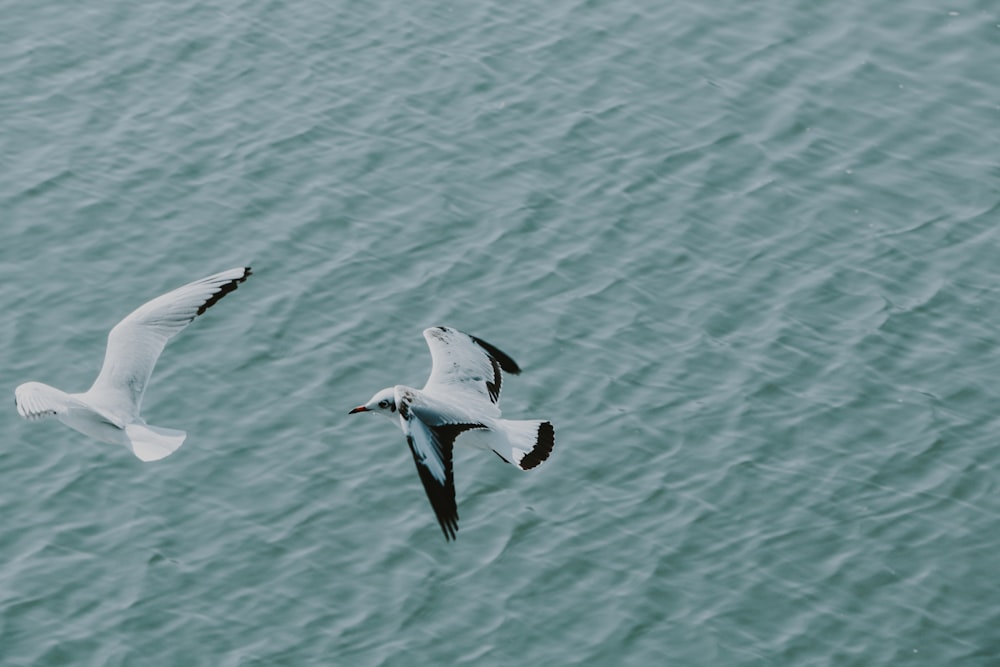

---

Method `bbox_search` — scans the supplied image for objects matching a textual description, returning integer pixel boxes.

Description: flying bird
[350,326,555,541]
[15,267,252,461]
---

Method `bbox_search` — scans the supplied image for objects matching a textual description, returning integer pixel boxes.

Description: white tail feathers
[494,419,555,471]
[124,423,187,462]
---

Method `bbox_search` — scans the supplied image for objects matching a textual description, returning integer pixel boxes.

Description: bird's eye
[378,399,389,409]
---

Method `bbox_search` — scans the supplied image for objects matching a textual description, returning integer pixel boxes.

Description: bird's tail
[494,419,555,471]
[124,423,187,462]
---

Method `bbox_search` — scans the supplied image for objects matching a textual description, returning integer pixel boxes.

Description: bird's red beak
[349,406,369,414]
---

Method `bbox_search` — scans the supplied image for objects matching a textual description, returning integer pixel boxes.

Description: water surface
[1,0,998,664]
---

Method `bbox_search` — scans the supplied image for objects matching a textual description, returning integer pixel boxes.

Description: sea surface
[1,0,998,665]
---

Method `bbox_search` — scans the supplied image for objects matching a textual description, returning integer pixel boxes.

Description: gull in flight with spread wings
[15,267,251,461]
[350,326,555,541]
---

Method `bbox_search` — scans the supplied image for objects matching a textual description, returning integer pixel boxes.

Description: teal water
[2,0,999,664]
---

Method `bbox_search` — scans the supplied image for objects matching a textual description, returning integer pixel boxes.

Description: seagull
[349,326,555,541]
[14,267,252,462]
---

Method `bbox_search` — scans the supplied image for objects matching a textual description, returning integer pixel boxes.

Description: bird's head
[349,387,397,417]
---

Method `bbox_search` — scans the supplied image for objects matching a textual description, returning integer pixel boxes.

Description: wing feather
[14,381,123,427]
[86,267,251,415]
[398,388,482,541]
[15,382,75,421]
[421,327,520,414]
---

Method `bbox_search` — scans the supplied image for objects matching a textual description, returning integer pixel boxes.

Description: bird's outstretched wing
[15,380,124,427]
[86,267,251,415]
[397,388,483,541]
[421,326,520,416]
[15,382,83,421]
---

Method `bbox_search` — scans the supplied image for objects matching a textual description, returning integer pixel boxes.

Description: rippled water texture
[1,0,998,664]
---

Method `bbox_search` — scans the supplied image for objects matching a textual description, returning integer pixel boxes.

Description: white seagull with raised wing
[15,267,252,461]
[350,326,555,541]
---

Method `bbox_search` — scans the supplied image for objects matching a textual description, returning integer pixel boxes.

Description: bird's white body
[15,267,251,461]
[351,326,555,540]
[375,384,550,467]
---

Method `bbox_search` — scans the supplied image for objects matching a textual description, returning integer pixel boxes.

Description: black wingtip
[405,429,461,543]
[196,267,252,316]
[426,423,480,542]
[432,500,459,542]
[470,334,521,375]
[440,517,458,542]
